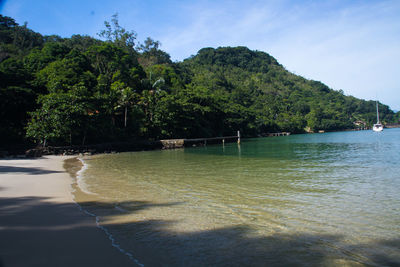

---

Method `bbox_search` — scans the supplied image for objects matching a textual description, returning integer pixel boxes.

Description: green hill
[177,46,396,135]
[0,15,398,148]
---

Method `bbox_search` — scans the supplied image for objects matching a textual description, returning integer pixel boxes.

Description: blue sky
[2,0,400,110]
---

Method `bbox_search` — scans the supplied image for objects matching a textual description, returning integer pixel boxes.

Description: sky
[1,0,400,110]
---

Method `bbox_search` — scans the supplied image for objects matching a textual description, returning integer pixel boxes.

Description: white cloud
[3,0,399,109]
[266,1,400,108]
[159,0,400,110]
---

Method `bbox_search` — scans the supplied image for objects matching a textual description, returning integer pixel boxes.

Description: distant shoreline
[2,126,400,158]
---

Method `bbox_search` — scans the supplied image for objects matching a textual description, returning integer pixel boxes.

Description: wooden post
[237,130,241,144]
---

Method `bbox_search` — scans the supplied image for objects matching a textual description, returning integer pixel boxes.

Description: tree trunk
[124,105,128,127]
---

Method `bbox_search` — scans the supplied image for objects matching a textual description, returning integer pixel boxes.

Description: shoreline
[65,156,144,267]
[3,135,398,266]
[3,127,395,158]
[0,155,139,267]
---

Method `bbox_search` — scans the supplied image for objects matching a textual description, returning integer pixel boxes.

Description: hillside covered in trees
[1,15,399,149]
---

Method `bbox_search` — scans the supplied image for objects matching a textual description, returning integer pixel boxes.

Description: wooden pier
[160,130,291,149]
[160,135,239,149]
[266,132,291,137]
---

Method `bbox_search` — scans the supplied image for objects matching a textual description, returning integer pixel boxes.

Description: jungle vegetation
[1,14,399,147]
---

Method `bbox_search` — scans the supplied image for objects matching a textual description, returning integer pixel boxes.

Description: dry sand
[0,156,137,267]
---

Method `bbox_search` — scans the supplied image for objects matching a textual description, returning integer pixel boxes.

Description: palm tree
[111,81,137,127]
[120,87,136,127]
[140,72,165,123]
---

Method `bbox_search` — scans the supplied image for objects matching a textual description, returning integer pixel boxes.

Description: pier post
[237,130,241,144]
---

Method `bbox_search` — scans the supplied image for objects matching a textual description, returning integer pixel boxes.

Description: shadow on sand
[1,196,399,267]
[0,166,63,175]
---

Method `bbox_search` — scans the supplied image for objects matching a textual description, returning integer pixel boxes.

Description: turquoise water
[77,129,400,266]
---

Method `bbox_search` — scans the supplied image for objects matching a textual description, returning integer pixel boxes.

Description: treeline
[1,15,399,148]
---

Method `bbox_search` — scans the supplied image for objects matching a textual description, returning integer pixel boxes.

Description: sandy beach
[0,156,136,267]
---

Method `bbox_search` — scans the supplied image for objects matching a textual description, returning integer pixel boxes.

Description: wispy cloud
[3,0,400,109]
[158,0,400,109]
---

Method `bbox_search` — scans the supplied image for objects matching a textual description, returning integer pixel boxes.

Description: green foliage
[190,46,279,72]
[178,46,395,134]
[0,15,44,61]
[1,15,398,148]
[26,88,94,145]
[138,37,171,67]
[0,56,37,145]
[98,13,137,53]
[24,42,70,73]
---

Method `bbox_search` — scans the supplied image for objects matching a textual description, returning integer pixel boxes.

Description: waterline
[72,129,400,266]
[65,158,145,267]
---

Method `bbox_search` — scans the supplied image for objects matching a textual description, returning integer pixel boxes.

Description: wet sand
[0,156,137,267]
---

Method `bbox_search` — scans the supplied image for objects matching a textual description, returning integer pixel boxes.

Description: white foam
[76,158,97,195]
[82,208,144,267]
[114,205,129,213]
[71,157,145,267]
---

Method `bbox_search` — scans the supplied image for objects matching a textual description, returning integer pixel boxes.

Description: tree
[98,13,137,52]
[36,49,93,93]
[26,90,91,146]
[137,37,171,67]
[111,81,137,127]
[2,16,398,147]
[0,15,43,62]
[0,56,37,146]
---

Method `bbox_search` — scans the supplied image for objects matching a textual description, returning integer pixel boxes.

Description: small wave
[80,207,144,267]
[114,205,129,213]
[76,157,97,195]
[70,157,145,267]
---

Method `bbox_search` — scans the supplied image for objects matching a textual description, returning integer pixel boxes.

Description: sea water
[73,129,400,266]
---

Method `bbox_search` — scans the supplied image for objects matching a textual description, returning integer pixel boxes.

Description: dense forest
[1,14,399,149]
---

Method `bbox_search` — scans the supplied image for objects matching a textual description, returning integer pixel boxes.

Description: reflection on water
[75,129,400,266]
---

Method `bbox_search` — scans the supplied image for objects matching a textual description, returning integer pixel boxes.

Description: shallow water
[75,129,400,266]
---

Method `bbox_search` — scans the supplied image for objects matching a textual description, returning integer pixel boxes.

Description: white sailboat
[372,101,383,132]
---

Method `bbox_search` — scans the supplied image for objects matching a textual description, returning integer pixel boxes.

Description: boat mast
[376,101,380,124]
